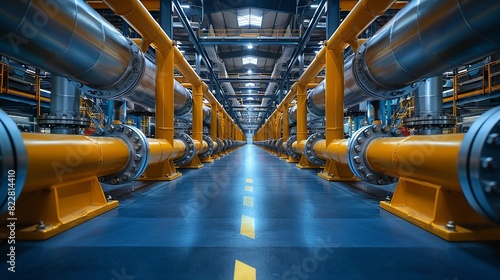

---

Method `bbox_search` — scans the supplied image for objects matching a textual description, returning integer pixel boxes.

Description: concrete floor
[1,144,500,279]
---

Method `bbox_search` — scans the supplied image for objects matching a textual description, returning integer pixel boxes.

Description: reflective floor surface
[1,144,500,279]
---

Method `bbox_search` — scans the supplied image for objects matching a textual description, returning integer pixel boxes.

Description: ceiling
[89,0,403,133]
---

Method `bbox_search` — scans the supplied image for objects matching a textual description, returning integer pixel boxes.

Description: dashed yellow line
[234,260,256,280]
[243,196,254,207]
[240,215,255,239]
[245,186,253,192]
[245,178,253,183]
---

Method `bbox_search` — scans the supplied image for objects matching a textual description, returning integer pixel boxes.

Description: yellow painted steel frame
[368,134,500,241]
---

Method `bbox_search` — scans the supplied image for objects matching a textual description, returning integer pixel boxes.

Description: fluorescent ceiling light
[180,5,190,8]
[247,69,252,74]
[245,82,255,87]
[310,4,319,8]
[242,56,257,65]
[247,44,253,49]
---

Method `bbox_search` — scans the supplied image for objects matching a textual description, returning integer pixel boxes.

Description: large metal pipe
[0,0,200,117]
[290,0,500,122]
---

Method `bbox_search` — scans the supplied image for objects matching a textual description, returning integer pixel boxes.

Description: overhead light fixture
[247,44,253,49]
[247,69,252,74]
[180,5,190,8]
[310,4,319,8]
[245,82,255,87]
[180,50,185,53]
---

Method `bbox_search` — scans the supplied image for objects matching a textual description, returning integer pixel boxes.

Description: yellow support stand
[139,159,182,181]
[0,176,117,240]
[381,177,500,241]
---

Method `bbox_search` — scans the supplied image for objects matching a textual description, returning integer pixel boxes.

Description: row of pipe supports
[254,0,500,241]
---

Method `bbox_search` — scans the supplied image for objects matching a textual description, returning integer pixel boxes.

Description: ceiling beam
[219,50,281,60]
[200,37,300,46]
[226,95,270,99]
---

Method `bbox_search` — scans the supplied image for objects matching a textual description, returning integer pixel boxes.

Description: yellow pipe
[365,134,464,193]
[313,139,349,164]
[296,85,308,142]
[148,139,186,163]
[22,133,130,192]
[210,104,218,140]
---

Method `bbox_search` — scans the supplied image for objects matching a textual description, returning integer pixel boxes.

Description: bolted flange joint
[304,133,326,166]
[173,132,197,166]
[286,135,301,160]
[95,124,150,185]
[199,134,215,159]
[347,124,401,185]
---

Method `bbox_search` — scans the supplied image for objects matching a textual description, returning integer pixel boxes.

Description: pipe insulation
[0,0,209,119]
[290,0,500,122]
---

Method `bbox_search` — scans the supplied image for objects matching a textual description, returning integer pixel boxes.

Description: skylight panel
[242,56,257,65]
[237,9,263,27]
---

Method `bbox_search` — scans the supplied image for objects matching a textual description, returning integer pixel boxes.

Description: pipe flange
[175,97,193,117]
[306,94,325,117]
[38,114,90,128]
[286,135,301,160]
[347,125,402,185]
[0,110,28,215]
[458,106,500,223]
[277,138,284,154]
[403,115,457,128]
[304,133,326,166]
[173,132,197,166]
[94,124,150,185]
[215,138,224,154]
[353,42,421,99]
[79,39,145,99]
[199,135,215,159]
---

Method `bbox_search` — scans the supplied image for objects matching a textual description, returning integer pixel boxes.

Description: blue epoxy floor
[2,144,500,279]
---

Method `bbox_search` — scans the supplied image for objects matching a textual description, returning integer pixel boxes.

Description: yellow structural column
[182,85,204,168]
[297,84,318,168]
[318,43,357,181]
[210,104,220,159]
[140,46,181,180]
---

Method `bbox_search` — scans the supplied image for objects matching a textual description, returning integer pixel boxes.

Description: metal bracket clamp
[199,135,215,159]
[173,132,197,166]
[304,133,326,166]
[79,39,146,99]
[94,124,149,184]
[0,110,28,215]
[458,106,500,223]
[286,135,301,160]
[403,115,457,128]
[353,42,421,100]
[347,125,402,185]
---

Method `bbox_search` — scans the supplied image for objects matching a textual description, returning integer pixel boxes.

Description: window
[237,9,263,27]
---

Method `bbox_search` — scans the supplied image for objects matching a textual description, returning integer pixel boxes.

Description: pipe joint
[347,124,402,185]
[80,39,145,100]
[352,42,421,99]
[173,132,197,166]
[93,124,150,184]
[304,133,326,166]
[286,135,301,160]
[199,135,215,159]
[459,106,500,223]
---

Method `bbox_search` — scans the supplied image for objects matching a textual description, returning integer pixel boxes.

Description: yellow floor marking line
[243,196,254,207]
[240,215,255,239]
[245,178,253,183]
[245,186,253,192]
[234,260,256,280]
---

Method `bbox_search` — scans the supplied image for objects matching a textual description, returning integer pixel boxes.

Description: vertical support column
[298,53,305,76]
[318,45,357,181]
[107,100,115,125]
[195,53,202,76]
[297,84,317,168]
[210,104,219,159]
[282,105,291,160]
[183,85,204,167]
[140,47,181,180]
[160,0,173,38]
